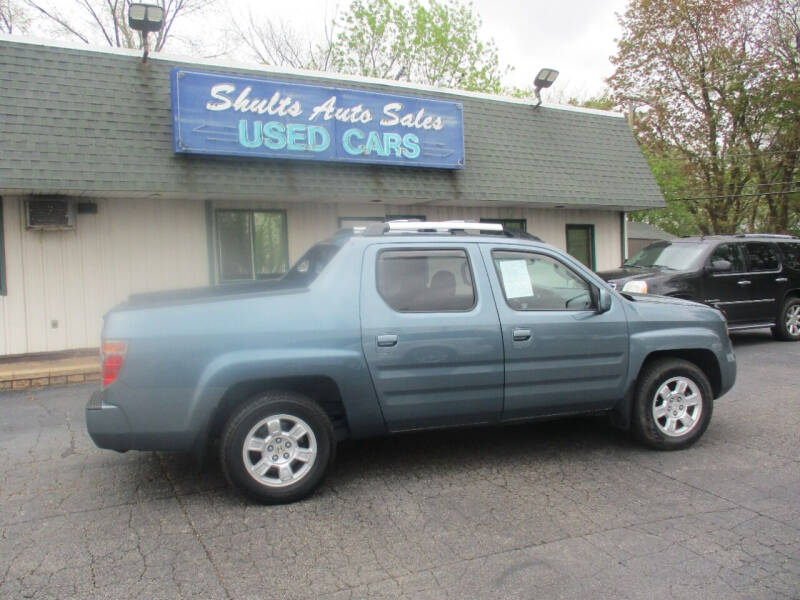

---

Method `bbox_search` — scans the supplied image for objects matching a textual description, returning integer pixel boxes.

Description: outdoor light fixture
[533,68,559,107]
[128,3,164,63]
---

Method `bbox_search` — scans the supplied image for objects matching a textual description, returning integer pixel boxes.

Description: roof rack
[363,220,543,241]
[733,233,797,239]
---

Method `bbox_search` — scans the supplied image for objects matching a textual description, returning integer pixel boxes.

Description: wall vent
[25,198,76,230]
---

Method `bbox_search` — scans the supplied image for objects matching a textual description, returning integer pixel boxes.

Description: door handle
[737,280,751,286]
[776,277,788,283]
[377,334,398,347]
[512,328,532,342]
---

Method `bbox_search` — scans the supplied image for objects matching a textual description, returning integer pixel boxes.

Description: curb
[0,364,101,391]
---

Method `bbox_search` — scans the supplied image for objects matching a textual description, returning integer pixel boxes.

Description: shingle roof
[0,36,665,210]
[627,221,676,240]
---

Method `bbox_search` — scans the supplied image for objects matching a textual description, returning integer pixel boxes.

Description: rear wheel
[632,358,713,450]
[220,391,335,504]
[772,297,800,341]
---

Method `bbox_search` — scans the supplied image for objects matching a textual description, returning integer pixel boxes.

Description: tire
[771,297,800,341]
[220,390,335,504]
[632,358,713,450]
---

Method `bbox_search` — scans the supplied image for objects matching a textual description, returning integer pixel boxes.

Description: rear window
[282,244,341,285]
[377,249,475,312]
[745,242,780,272]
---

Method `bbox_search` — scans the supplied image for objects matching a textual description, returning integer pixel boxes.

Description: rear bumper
[86,389,132,452]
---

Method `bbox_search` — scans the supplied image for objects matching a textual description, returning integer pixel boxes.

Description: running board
[727,323,775,331]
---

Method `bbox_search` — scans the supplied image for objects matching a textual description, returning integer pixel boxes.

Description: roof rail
[389,220,503,233]
[363,220,543,241]
[733,233,797,239]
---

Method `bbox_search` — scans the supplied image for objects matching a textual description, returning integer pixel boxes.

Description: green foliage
[628,149,701,236]
[567,92,614,111]
[330,0,506,93]
[610,0,800,235]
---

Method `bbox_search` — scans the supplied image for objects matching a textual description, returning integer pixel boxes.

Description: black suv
[598,234,800,340]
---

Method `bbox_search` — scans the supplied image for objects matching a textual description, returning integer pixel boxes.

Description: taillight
[101,340,128,387]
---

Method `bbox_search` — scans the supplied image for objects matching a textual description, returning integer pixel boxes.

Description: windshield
[623,242,704,270]
[282,243,341,285]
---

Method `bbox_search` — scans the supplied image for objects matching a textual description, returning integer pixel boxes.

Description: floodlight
[128,4,164,33]
[533,68,559,107]
[128,3,164,62]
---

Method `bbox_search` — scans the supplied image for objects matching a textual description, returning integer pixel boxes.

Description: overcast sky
[232,0,629,98]
[26,0,630,99]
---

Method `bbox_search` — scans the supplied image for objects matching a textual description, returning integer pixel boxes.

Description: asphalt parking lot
[1,330,798,600]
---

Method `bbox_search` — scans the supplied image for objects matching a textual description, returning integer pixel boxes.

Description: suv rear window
[377,249,475,312]
[745,242,780,271]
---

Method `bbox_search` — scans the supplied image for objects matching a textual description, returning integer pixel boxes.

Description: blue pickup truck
[87,221,736,503]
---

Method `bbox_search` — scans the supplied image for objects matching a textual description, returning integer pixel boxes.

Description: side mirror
[597,288,612,313]
[707,259,732,273]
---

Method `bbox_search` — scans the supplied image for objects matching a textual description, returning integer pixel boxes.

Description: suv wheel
[220,391,335,504]
[632,358,713,450]
[772,297,800,341]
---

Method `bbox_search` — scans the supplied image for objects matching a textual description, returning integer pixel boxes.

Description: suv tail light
[101,341,128,387]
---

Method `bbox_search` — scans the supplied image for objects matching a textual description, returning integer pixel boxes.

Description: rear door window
[780,243,800,270]
[745,243,780,272]
[377,249,476,312]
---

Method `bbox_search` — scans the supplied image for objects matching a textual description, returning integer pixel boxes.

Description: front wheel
[632,358,713,450]
[772,297,800,341]
[220,391,335,504]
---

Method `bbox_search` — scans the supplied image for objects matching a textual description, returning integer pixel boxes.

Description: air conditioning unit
[25,198,76,230]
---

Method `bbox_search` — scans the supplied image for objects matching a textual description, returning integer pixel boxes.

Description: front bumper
[717,347,737,399]
[86,390,132,452]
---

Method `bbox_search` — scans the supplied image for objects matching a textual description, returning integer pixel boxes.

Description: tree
[627,149,702,236]
[1,0,29,33]
[609,0,800,235]
[237,0,507,94]
[331,0,506,92]
[742,0,800,234]
[21,0,212,51]
[233,13,335,72]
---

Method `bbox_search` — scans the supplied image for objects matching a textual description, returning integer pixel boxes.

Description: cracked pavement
[1,330,798,599]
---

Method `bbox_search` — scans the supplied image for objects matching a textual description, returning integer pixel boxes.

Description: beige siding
[0,197,207,356]
[389,206,622,271]
[1,197,622,356]
[210,201,622,273]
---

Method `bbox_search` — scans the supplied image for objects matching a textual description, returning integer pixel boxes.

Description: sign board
[170,69,465,169]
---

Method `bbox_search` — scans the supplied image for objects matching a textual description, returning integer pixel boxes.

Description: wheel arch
[206,376,350,451]
[611,347,722,431]
[781,288,800,303]
[638,349,722,398]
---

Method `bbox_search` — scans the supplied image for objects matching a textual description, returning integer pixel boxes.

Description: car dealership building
[0,36,664,357]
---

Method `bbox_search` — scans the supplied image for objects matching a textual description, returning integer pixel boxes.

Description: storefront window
[216,210,288,281]
[566,224,595,269]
